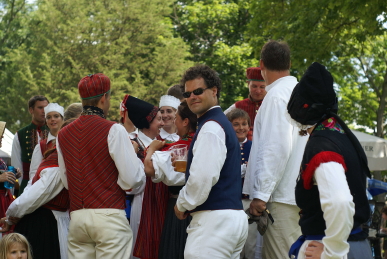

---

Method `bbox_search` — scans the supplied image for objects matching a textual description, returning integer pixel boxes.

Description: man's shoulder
[17,123,34,134]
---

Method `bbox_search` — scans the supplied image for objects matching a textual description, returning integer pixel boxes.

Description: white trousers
[184,210,248,259]
[68,208,132,259]
[262,202,301,259]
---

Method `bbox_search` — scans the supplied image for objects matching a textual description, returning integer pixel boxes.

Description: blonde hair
[0,233,33,259]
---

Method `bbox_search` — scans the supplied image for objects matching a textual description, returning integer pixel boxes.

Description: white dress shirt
[151,150,185,186]
[159,128,180,142]
[224,103,236,115]
[57,123,144,191]
[244,76,308,205]
[303,161,355,259]
[6,167,64,218]
[11,130,44,182]
[24,132,56,192]
[176,107,227,212]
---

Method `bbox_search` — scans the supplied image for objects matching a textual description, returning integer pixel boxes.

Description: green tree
[0,0,192,132]
[172,0,258,109]
[248,0,387,136]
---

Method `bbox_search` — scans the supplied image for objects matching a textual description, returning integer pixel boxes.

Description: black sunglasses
[182,87,210,98]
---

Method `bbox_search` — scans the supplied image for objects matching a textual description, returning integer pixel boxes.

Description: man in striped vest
[224,67,267,140]
[57,73,144,259]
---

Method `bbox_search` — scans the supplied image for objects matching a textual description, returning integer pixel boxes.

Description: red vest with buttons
[32,150,70,212]
[235,97,263,140]
[58,115,126,212]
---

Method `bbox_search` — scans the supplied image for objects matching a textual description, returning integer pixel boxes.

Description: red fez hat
[246,67,264,82]
[78,73,111,100]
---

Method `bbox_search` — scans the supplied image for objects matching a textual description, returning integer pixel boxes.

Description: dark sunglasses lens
[182,88,205,98]
[182,92,191,98]
[192,88,204,95]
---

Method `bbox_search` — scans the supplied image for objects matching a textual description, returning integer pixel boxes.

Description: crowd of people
[0,39,374,259]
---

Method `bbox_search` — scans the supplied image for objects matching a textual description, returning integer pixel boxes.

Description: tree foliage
[0,0,192,132]
[249,0,387,136]
[172,0,258,109]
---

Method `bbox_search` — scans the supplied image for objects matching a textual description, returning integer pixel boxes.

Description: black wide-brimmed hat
[287,62,338,126]
[121,95,158,129]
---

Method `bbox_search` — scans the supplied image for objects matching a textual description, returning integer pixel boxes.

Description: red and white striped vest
[32,150,69,212]
[58,115,126,212]
[235,98,263,140]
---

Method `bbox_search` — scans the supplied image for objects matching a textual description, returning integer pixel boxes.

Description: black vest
[296,128,370,241]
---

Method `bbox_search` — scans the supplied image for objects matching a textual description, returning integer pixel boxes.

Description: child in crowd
[0,233,32,259]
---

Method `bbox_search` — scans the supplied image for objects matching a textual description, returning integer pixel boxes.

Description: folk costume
[243,73,308,259]
[25,103,64,193]
[0,121,14,236]
[224,67,265,140]
[150,132,195,259]
[121,95,160,259]
[7,149,69,259]
[57,74,144,259]
[287,62,372,259]
[176,106,248,258]
[12,117,49,196]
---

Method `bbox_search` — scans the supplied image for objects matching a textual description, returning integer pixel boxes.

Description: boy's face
[232,118,249,142]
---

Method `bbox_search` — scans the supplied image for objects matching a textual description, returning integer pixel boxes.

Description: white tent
[352,130,387,171]
[0,128,14,158]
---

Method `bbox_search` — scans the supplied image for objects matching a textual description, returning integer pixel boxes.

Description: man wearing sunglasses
[224,67,267,141]
[174,64,248,258]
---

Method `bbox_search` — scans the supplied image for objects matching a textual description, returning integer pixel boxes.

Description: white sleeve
[24,144,43,192]
[151,151,185,186]
[247,96,292,202]
[11,133,23,182]
[108,124,144,190]
[6,167,65,219]
[56,139,68,190]
[224,104,236,114]
[126,158,146,195]
[176,121,227,212]
[314,162,355,259]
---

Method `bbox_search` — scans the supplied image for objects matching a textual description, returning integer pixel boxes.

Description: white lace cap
[159,95,180,109]
[285,111,315,131]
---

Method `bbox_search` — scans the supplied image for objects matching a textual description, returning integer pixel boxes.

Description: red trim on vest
[302,151,347,190]
[40,139,55,157]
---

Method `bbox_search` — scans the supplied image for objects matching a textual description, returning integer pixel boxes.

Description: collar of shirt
[47,132,56,142]
[128,128,139,140]
[159,128,180,142]
[138,130,155,147]
[265,76,298,92]
[239,138,248,147]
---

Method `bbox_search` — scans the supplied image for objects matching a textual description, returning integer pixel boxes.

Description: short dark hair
[180,64,222,100]
[167,84,184,101]
[177,100,197,132]
[28,95,49,109]
[260,40,291,71]
[82,92,110,107]
[226,108,251,127]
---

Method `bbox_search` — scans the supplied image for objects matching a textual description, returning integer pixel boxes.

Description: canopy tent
[0,128,14,158]
[352,130,387,171]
